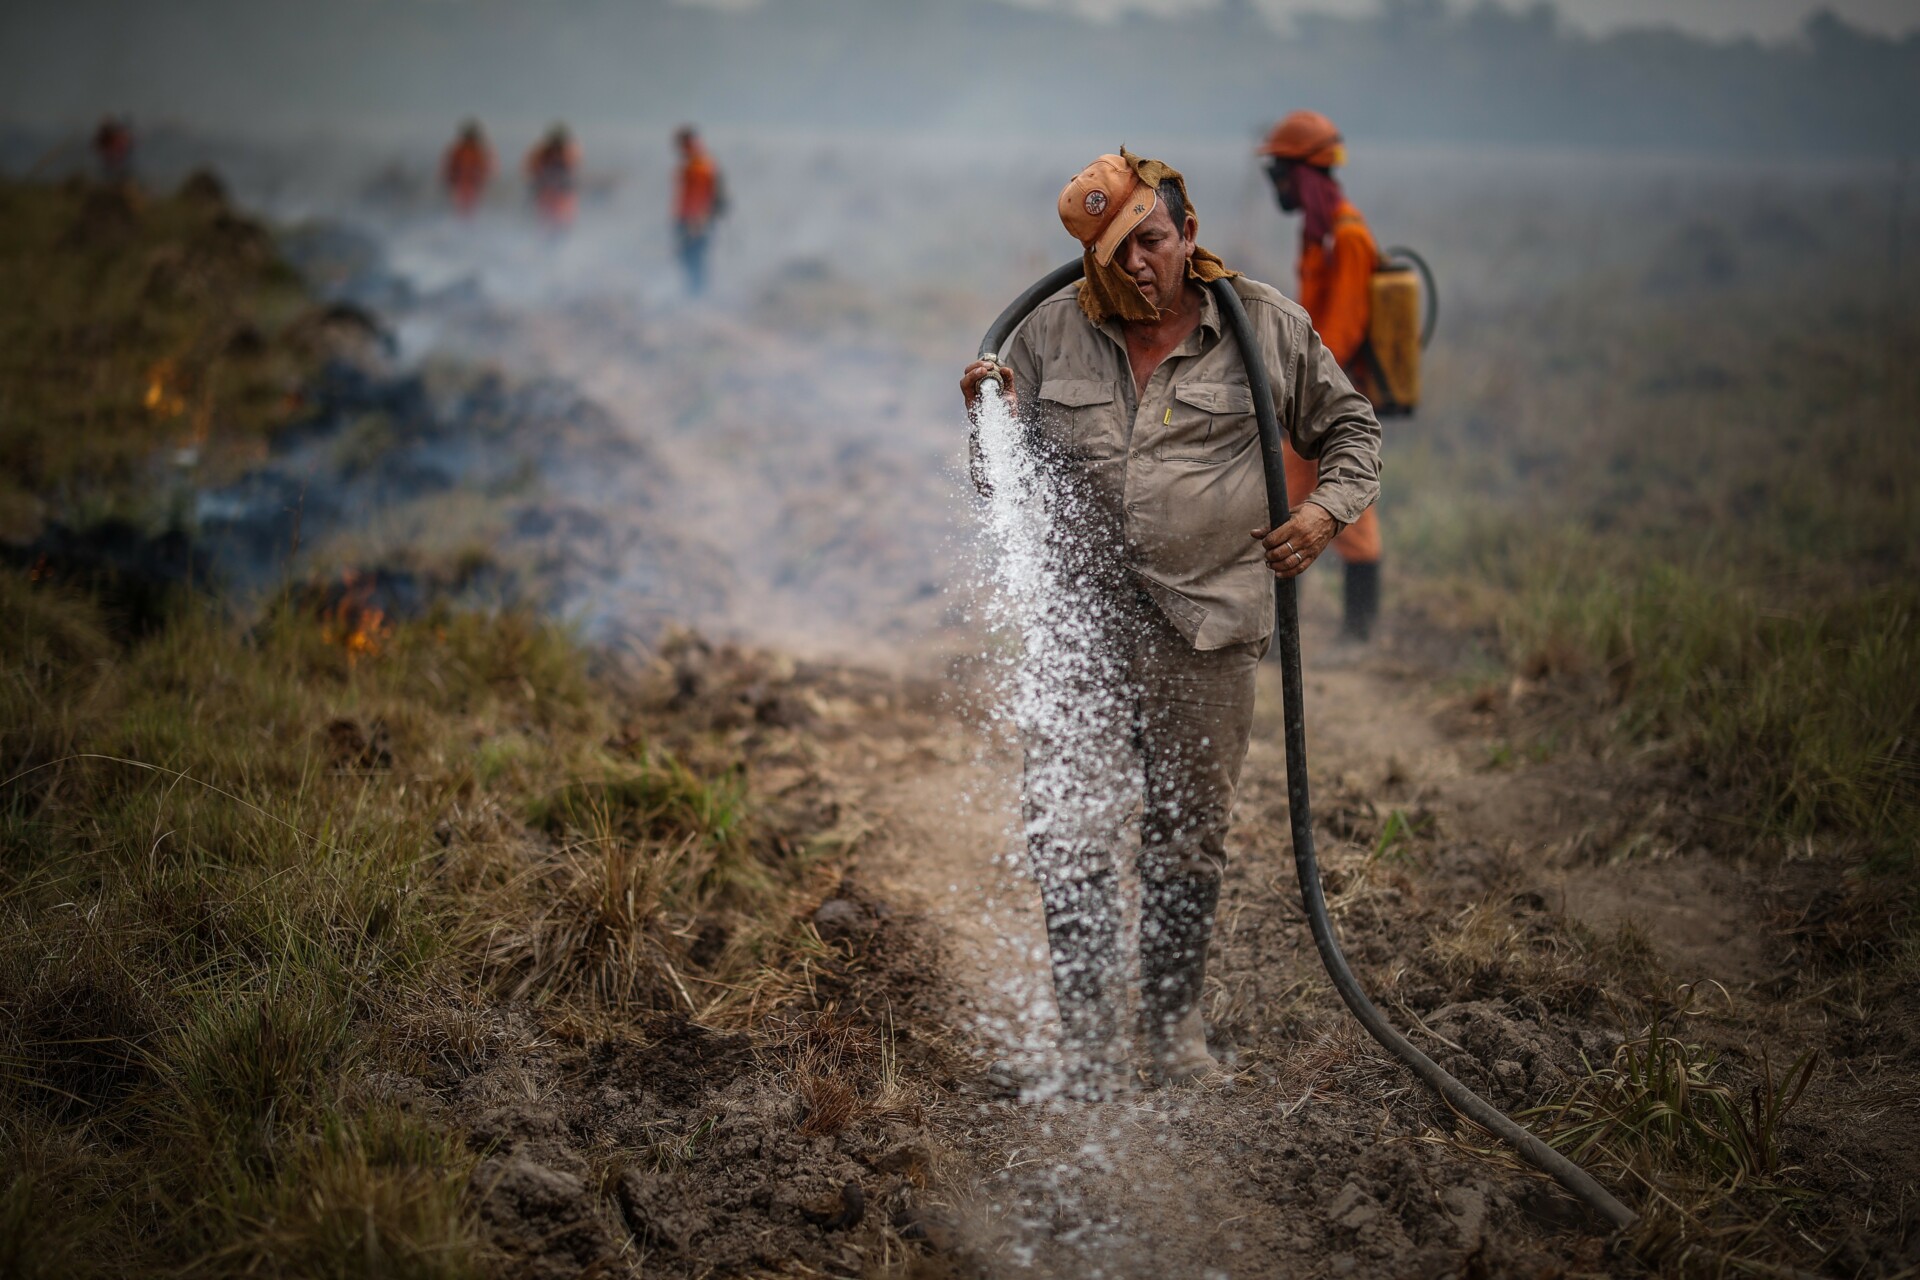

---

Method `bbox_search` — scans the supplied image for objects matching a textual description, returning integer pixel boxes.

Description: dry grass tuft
[1531,1017,1817,1191]
[767,1011,920,1140]
[1523,995,1825,1275]
[1418,890,1658,1015]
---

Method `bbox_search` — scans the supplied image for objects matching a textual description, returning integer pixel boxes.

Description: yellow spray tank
[1365,246,1436,417]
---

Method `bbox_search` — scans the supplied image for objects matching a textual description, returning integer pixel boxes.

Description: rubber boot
[1041,872,1128,1099]
[1341,560,1381,644]
[1138,871,1227,1086]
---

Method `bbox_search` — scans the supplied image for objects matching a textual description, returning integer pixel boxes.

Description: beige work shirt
[1003,276,1382,650]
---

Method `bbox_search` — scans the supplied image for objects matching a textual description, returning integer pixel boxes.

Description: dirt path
[815,610,1703,1278]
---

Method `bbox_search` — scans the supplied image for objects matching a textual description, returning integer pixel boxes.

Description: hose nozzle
[974,351,1007,407]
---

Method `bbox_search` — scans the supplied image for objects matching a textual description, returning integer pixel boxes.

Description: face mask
[1266,160,1300,212]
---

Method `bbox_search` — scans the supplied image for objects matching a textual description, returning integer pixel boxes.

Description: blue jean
[677,223,712,296]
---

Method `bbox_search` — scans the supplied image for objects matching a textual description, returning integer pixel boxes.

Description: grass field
[1394,194,1920,874]
[0,177,323,537]
[1352,178,1920,1269]
[0,178,847,1278]
[1,575,845,1275]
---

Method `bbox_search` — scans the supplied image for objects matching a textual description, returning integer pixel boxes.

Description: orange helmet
[1258,111,1346,169]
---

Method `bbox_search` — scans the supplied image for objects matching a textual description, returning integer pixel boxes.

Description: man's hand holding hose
[960,357,1015,413]
[961,358,1016,497]
[1252,503,1339,580]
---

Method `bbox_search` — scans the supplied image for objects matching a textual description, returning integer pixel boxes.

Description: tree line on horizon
[0,0,1915,154]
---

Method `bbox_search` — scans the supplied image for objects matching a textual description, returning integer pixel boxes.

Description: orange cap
[1258,110,1346,169]
[1059,154,1158,267]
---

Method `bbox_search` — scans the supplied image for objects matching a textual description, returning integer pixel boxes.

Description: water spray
[972,261,1638,1233]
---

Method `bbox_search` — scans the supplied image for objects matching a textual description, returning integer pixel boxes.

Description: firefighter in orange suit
[442,120,493,216]
[93,116,133,183]
[526,124,580,231]
[1260,111,1383,642]
[673,126,724,296]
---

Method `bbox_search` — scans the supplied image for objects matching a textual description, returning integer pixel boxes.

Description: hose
[976,259,1089,364]
[974,261,1637,1234]
[1382,245,1440,350]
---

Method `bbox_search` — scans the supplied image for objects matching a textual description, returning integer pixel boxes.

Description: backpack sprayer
[1367,246,1437,416]
[973,261,1636,1234]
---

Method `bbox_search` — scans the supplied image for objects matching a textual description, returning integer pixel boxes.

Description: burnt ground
[280,264,1915,1277]
[377,600,1920,1279]
[42,168,1908,1276]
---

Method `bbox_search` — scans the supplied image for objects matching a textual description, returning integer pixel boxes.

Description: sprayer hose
[975,262,1636,1233]
[1209,277,1634,1231]
[1382,245,1440,350]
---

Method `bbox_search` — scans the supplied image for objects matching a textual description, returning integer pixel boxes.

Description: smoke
[4,0,1919,153]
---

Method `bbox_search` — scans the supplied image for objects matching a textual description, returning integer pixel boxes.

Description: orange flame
[321,570,393,664]
[144,358,187,420]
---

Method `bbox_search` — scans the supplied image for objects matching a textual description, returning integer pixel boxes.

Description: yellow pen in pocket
[1163,407,1172,425]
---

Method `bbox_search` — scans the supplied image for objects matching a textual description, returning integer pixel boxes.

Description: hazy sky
[994,0,1920,39]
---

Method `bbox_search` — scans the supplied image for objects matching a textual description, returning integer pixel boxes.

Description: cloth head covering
[1292,162,1345,249]
[1065,148,1237,326]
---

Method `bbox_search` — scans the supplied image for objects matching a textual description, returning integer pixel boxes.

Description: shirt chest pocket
[1158,381,1255,462]
[1037,377,1122,460]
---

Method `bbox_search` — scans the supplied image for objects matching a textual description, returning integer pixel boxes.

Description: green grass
[1525,1002,1821,1276]
[0,573,817,1277]
[0,177,316,533]
[1494,545,1919,860]
[1395,238,1920,872]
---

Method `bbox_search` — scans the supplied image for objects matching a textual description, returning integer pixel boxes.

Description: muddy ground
[28,139,1914,1276]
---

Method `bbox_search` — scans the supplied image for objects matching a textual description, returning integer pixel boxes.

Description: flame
[144,359,187,420]
[321,570,393,664]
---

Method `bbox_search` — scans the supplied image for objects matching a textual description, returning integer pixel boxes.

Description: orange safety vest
[443,140,492,213]
[444,140,491,189]
[526,141,580,227]
[1295,199,1378,371]
[1288,197,1383,565]
[676,149,718,227]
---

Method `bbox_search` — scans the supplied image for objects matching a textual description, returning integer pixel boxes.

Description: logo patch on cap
[1083,190,1108,217]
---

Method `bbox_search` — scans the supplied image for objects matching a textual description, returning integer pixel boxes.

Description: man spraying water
[961,151,1381,1097]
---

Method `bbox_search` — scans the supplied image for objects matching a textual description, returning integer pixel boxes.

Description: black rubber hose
[975,261,1636,1234]
[1382,245,1440,349]
[1207,278,1635,1233]
[976,259,1089,368]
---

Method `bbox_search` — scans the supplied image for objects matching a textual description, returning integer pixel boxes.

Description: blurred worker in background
[526,124,580,232]
[673,126,726,296]
[92,116,132,184]
[1260,111,1384,643]
[442,119,493,217]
